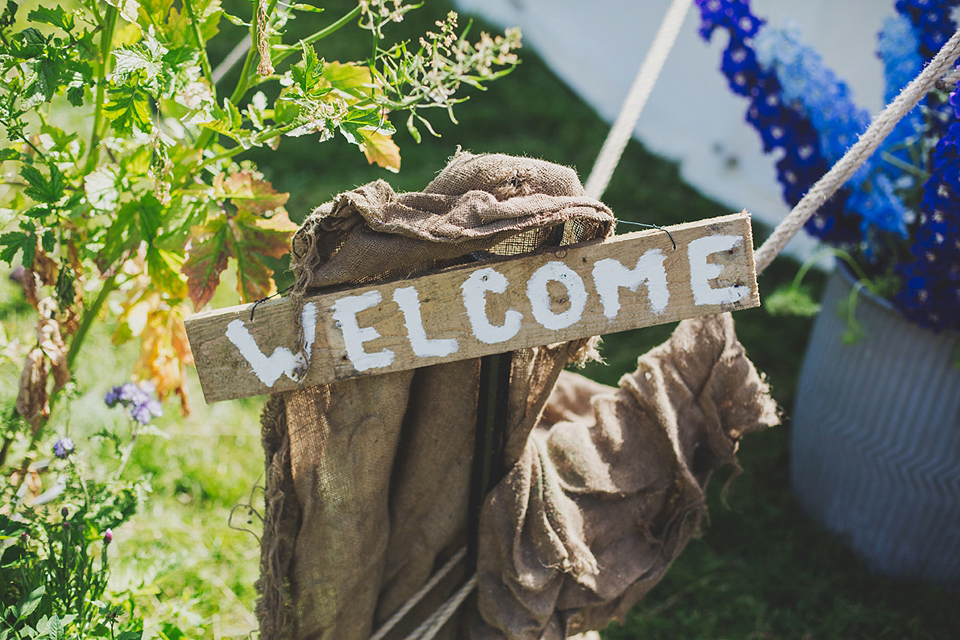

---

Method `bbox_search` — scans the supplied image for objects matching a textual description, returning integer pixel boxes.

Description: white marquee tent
[455,0,894,259]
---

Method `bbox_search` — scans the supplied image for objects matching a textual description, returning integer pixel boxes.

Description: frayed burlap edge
[256,393,299,638]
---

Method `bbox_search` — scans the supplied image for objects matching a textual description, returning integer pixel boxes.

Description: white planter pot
[791,265,960,585]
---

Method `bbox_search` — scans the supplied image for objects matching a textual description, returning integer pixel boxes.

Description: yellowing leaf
[228,211,294,302]
[181,209,295,310]
[214,170,290,214]
[135,302,193,413]
[324,61,375,99]
[359,129,401,172]
[256,208,298,232]
[181,219,229,310]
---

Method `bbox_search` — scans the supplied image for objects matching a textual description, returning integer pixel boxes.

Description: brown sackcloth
[469,313,779,638]
[255,151,778,640]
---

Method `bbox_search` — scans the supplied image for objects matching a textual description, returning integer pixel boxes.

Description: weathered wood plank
[186,212,759,403]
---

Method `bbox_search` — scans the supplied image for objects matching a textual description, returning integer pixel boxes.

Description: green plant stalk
[194,3,362,153]
[183,0,214,83]
[271,3,362,67]
[84,5,119,175]
[66,272,119,371]
[880,150,930,182]
[197,121,303,170]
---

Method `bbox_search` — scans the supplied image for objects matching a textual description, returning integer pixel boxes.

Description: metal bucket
[791,265,960,585]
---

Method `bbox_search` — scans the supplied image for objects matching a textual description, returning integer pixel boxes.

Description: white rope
[753,25,960,275]
[402,574,478,640]
[584,0,692,200]
[368,547,467,640]
[212,38,253,86]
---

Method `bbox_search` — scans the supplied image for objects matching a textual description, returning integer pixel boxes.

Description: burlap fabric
[469,313,778,638]
[256,151,779,639]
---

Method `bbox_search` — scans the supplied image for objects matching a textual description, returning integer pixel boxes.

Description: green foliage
[765,284,821,316]
[0,0,520,635]
[0,0,520,409]
[1,441,144,637]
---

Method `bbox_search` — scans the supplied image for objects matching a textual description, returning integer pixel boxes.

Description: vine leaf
[96,195,162,273]
[27,6,75,31]
[359,129,401,172]
[103,84,152,133]
[21,163,65,204]
[181,219,229,311]
[213,170,289,214]
[182,199,296,310]
[163,0,222,48]
[323,61,374,99]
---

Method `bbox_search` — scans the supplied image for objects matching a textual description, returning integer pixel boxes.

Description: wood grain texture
[186,212,759,403]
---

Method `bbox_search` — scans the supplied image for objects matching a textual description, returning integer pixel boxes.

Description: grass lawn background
[2,0,957,637]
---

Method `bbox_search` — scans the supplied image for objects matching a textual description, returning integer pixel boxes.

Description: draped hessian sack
[256,151,779,640]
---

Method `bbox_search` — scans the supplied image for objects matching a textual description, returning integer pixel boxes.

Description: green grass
[3,1,958,637]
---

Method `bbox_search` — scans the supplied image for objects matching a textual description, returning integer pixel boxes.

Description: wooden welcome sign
[186,212,759,403]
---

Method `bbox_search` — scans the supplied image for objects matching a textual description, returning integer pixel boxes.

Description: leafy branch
[0,0,521,551]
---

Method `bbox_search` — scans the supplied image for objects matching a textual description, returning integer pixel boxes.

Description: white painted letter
[592,249,669,318]
[393,286,459,358]
[688,235,750,305]
[526,261,587,330]
[226,302,317,386]
[461,267,523,344]
[331,291,395,371]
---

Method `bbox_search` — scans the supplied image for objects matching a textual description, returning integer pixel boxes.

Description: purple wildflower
[104,386,122,407]
[53,438,75,459]
[131,399,162,425]
[103,528,113,545]
[105,381,163,425]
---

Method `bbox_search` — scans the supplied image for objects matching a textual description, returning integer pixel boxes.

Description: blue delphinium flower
[700,0,959,332]
[696,0,861,245]
[875,14,926,183]
[895,88,960,331]
[104,382,163,425]
[754,22,912,237]
[755,21,871,164]
[53,437,75,459]
[895,0,960,141]
[878,13,924,103]
[895,0,959,60]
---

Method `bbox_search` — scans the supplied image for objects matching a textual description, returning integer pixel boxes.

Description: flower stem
[183,0,214,83]
[272,4,363,68]
[66,272,119,370]
[84,5,119,174]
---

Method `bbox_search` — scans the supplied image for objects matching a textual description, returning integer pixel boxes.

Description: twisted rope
[584,0,692,200]
[753,24,960,275]
[402,574,478,640]
[369,547,467,640]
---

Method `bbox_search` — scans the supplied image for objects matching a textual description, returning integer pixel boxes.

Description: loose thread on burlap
[616,219,677,249]
[368,547,468,640]
[753,24,960,275]
[228,474,265,543]
[249,285,293,321]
